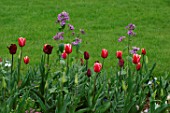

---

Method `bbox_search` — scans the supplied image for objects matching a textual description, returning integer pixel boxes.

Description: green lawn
[0,0,170,75]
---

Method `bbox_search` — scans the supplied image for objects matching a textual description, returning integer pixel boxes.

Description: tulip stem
[102,58,105,70]
[127,36,130,77]
[11,54,13,76]
[93,73,99,102]
[86,60,88,71]
[67,54,69,74]
[18,47,22,84]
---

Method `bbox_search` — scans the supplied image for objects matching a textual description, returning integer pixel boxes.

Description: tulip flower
[84,51,90,60]
[101,49,108,58]
[116,51,122,59]
[136,63,141,71]
[133,54,141,64]
[86,69,92,77]
[141,48,146,55]
[119,59,124,68]
[18,37,26,47]
[43,44,53,54]
[7,44,17,75]
[65,44,72,54]
[61,52,67,59]
[7,44,17,54]
[94,62,102,73]
[23,56,30,64]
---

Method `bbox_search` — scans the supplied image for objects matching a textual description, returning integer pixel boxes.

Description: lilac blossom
[68,24,74,30]
[53,32,64,40]
[127,30,136,36]
[118,36,126,42]
[57,11,69,26]
[80,29,85,34]
[126,23,136,30]
[72,38,82,45]
[130,47,140,54]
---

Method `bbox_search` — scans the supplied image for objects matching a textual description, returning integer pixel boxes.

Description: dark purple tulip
[119,59,124,67]
[7,44,17,55]
[84,51,90,60]
[86,69,92,77]
[43,44,53,54]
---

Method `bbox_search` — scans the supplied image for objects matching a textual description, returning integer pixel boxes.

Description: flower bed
[0,11,169,113]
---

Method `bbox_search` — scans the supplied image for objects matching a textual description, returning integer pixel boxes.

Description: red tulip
[119,59,124,67]
[94,62,102,73]
[23,56,29,64]
[18,37,26,47]
[101,49,108,58]
[7,44,17,54]
[84,51,90,60]
[43,44,53,54]
[65,44,72,54]
[133,54,141,64]
[61,52,67,59]
[86,69,92,77]
[116,51,122,59]
[136,63,141,71]
[141,48,146,55]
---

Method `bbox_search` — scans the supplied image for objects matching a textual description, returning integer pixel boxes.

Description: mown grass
[0,0,170,75]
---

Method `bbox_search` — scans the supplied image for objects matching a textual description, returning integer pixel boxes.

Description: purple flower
[80,29,85,34]
[127,30,136,36]
[68,24,74,30]
[72,38,82,45]
[53,32,64,40]
[126,23,136,30]
[130,47,140,54]
[57,11,70,26]
[118,36,126,42]
[72,32,75,36]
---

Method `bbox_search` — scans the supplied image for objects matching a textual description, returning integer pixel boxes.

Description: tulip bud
[136,63,141,71]
[84,51,90,60]
[59,43,64,53]
[116,51,122,59]
[23,56,29,64]
[61,52,67,59]
[7,44,17,54]
[18,37,26,47]
[65,44,72,54]
[133,54,141,64]
[101,49,108,58]
[141,48,146,55]
[80,58,84,66]
[119,59,124,67]
[86,69,92,77]
[43,44,53,54]
[94,62,102,73]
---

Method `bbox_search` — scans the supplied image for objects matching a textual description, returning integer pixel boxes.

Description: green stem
[18,47,22,83]
[86,60,88,70]
[127,36,130,77]
[11,54,13,76]
[102,58,105,70]
[93,73,99,103]
[67,54,69,74]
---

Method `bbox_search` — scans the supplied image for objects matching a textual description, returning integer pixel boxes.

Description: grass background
[0,0,170,75]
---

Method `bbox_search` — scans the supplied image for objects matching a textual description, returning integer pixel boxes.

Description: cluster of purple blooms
[54,11,85,46]
[72,38,82,45]
[53,32,64,40]
[118,36,126,42]
[130,46,140,54]
[57,11,70,26]
[126,23,136,36]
